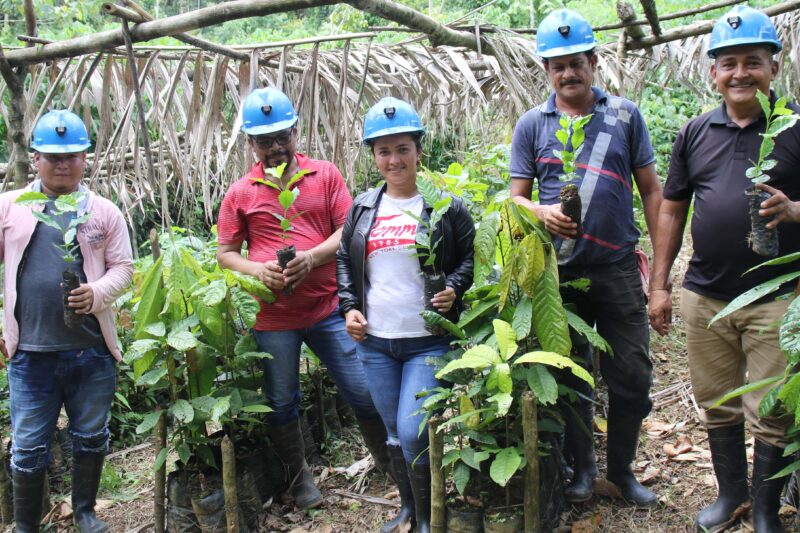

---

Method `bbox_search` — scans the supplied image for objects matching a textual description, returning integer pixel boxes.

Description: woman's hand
[345,309,368,342]
[431,286,456,314]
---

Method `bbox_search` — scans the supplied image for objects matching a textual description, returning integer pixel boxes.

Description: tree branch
[23,0,37,46]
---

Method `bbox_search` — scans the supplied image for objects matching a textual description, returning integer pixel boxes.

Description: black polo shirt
[664,99,800,302]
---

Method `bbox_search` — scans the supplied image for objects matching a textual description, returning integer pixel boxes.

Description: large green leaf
[241,404,273,413]
[14,191,49,206]
[436,345,500,378]
[420,310,466,339]
[196,304,225,338]
[489,392,513,416]
[519,233,544,297]
[487,363,512,393]
[744,252,800,273]
[136,410,164,434]
[498,246,519,312]
[531,271,572,355]
[170,399,194,424]
[187,345,217,398]
[712,375,783,408]
[134,256,166,340]
[458,297,499,330]
[416,173,443,208]
[144,322,167,338]
[493,319,517,361]
[474,214,499,284]
[780,297,800,363]
[565,310,612,354]
[124,339,162,365]
[453,461,471,496]
[526,365,559,405]
[511,296,533,340]
[167,330,199,352]
[136,367,168,386]
[230,286,259,328]
[490,447,522,487]
[195,279,227,307]
[514,351,594,387]
[779,373,800,417]
[460,447,491,471]
[210,396,231,422]
[225,270,276,304]
[709,271,800,326]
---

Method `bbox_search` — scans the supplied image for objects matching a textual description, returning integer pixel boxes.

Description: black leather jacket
[336,184,475,323]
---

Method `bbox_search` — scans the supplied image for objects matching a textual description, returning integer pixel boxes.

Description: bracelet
[307,251,315,269]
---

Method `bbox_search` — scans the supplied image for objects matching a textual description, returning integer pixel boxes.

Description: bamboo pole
[522,392,540,533]
[221,435,240,533]
[154,412,167,533]
[429,416,445,533]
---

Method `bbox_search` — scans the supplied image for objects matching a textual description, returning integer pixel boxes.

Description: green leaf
[493,319,517,361]
[14,191,49,205]
[416,173,443,208]
[187,345,217,398]
[420,310,466,339]
[125,338,162,364]
[210,396,231,422]
[566,310,612,354]
[711,375,783,408]
[511,296,533,340]
[170,399,194,423]
[443,449,461,467]
[709,271,800,326]
[167,330,199,352]
[458,296,499,330]
[229,389,243,416]
[241,404,273,413]
[531,271,572,355]
[136,367,168,386]
[196,445,217,469]
[514,351,594,387]
[744,252,800,273]
[758,137,775,166]
[489,392,513,416]
[759,386,781,418]
[490,447,522,487]
[756,90,771,122]
[487,363,512,393]
[195,279,226,307]
[460,447,491,470]
[526,365,559,405]
[177,443,191,465]
[780,297,800,362]
[278,188,296,210]
[561,278,591,292]
[144,322,167,337]
[64,227,76,246]
[519,234,544,296]
[225,270,276,304]
[474,214,499,283]
[133,256,166,343]
[231,286,260,328]
[31,210,63,231]
[154,448,169,472]
[436,345,500,378]
[498,246,519,312]
[454,461,471,496]
[191,396,218,415]
[235,334,260,356]
[136,410,164,434]
[768,459,800,481]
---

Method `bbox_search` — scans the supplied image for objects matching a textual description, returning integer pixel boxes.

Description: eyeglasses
[250,130,294,149]
[40,153,84,165]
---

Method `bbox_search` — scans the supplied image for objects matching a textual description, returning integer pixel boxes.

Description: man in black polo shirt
[649,6,800,532]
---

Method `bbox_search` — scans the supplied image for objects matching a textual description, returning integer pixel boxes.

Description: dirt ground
[5,252,798,533]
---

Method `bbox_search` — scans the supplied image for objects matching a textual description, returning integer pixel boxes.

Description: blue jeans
[356,334,451,464]
[252,308,380,426]
[8,347,116,473]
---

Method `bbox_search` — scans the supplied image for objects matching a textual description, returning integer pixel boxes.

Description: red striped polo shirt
[217,153,352,331]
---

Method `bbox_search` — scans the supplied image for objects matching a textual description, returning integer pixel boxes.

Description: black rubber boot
[268,420,323,510]
[606,413,657,508]
[72,452,109,533]
[381,446,415,533]
[564,400,597,503]
[407,462,431,533]
[751,440,790,533]
[357,417,391,476]
[12,469,45,533]
[695,424,750,533]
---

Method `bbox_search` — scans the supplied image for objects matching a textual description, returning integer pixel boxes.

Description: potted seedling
[251,162,308,294]
[407,171,453,334]
[553,113,592,237]
[744,91,800,257]
[15,190,90,327]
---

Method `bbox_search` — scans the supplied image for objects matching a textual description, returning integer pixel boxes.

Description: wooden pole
[221,435,240,533]
[522,392,540,533]
[429,415,445,533]
[0,442,12,525]
[154,412,167,533]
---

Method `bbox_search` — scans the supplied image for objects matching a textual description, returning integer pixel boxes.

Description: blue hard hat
[241,87,298,135]
[362,97,424,144]
[31,110,91,153]
[536,9,597,59]
[707,5,782,58]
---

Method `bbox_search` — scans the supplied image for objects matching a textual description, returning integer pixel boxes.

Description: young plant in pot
[553,113,592,237]
[744,91,800,257]
[406,171,453,335]
[251,162,308,294]
[15,190,90,328]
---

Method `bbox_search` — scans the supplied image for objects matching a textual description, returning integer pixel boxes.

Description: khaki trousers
[681,288,791,447]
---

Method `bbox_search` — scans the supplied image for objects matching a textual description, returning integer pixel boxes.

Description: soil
[559,185,582,237]
[746,188,779,258]
[277,245,297,296]
[10,244,797,533]
[62,269,83,328]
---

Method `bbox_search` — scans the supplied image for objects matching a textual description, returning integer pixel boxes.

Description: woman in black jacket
[337,97,474,533]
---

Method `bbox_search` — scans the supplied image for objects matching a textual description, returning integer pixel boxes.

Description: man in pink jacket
[0,110,133,533]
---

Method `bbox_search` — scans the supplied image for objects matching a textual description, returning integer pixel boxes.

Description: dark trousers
[560,253,653,420]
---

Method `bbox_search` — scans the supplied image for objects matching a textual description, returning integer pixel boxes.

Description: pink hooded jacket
[0,183,133,361]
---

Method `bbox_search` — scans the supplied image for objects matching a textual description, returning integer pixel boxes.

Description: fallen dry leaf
[670,453,702,462]
[593,478,622,499]
[640,467,661,485]
[664,434,693,457]
[642,419,676,438]
[571,518,595,533]
[593,416,607,433]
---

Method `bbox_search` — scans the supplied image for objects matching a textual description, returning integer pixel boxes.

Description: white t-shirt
[365,194,428,338]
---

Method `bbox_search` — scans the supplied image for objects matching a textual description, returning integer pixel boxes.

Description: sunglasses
[250,130,294,149]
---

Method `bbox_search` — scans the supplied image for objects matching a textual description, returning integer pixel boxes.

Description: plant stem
[429,415,446,533]
[154,411,167,533]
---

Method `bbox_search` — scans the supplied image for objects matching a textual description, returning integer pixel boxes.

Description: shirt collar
[544,86,608,115]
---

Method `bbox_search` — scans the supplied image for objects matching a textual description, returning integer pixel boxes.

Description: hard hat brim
[242,116,298,136]
[707,38,782,57]
[31,142,91,154]
[538,43,596,59]
[362,125,425,144]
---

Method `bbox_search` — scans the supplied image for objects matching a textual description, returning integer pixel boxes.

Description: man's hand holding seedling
[430,286,456,313]
[538,203,579,239]
[281,250,315,290]
[67,284,94,314]
[756,182,800,228]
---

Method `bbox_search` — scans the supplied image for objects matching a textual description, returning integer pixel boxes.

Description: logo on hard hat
[558,25,571,37]
[261,105,272,115]
[384,106,396,118]
[727,16,741,29]
[56,126,67,135]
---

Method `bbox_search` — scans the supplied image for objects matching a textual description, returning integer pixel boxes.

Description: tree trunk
[522,392,540,533]
[221,435,240,533]
[429,416,445,533]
